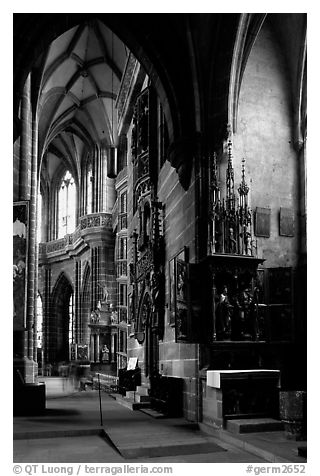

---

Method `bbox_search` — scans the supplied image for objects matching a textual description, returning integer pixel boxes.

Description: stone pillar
[99,146,103,212]
[19,74,31,199]
[74,260,81,342]
[14,73,38,384]
[294,138,307,390]
[40,183,47,242]
[106,176,116,214]
[90,334,95,362]
[111,333,114,360]
[112,333,117,363]
[95,333,100,362]
[24,110,39,380]
[101,144,116,213]
[91,247,95,310]
[94,145,99,213]
[33,213,39,363]
[43,267,51,364]
[101,146,107,212]
[13,76,32,365]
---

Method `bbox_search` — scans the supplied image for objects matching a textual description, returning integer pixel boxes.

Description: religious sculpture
[216,285,233,338]
[97,282,109,304]
[101,344,110,363]
[90,309,100,323]
[233,286,256,339]
[228,227,237,254]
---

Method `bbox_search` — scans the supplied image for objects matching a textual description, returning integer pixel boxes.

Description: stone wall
[158,161,199,421]
[201,380,223,429]
[233,19,299,269]
[13,139,21,202]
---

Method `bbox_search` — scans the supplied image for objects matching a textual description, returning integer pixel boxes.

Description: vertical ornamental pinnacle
[208,138,256,257]
[226,139,235,212]
[238,158,249,209]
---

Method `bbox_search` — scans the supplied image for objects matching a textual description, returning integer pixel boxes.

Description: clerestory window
[86,162,94,214]
[69,292,75,345]
[36,293,43,348]
[58,170,76,238]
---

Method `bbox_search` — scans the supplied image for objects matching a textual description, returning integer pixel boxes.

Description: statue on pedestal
[101,344,110,363]
[228,227,237,254]
[216,285,233,338]
[97,282,110,305]
[242,225,252,256]
[90,309,100,323]
[233,287,255,339]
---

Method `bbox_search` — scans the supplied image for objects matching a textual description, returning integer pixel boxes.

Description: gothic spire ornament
[208,139,256,257]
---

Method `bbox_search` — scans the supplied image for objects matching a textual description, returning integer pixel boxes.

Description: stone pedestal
[13,382,46,415]
[13,356,38,384]
[99,302,112,326]
[13,357,45,416]
[279,390,307,441]
[89,302,115,364]
[202,369,281,429]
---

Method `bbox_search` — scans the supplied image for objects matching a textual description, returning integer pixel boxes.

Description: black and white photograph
[10,5,311,475]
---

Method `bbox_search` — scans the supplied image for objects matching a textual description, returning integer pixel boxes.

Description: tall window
[157,99,168,170]
[119,191,127,230]
[120,191,127,214]
[86,163,93,214]
[118,236,127,260]
[68,293,75,345]
[36,293,43,348]
[58,170,76,238]
[119,329,127,353]
[119,283,127,306]
[118,283,127,323]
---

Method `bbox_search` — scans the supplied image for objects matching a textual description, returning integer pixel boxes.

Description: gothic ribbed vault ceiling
[38,19,129,184]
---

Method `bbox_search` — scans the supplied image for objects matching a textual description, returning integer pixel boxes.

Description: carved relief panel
[131,205,165,343]
[131,87,157,212]
[129,85,165,345]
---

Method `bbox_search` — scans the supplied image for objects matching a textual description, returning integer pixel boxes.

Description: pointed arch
[13,13,199,189]
[228,14,267,133]
[135,287,151,342]
[80,261,91,345]
[48,272,74,364]
[135,289,159,378]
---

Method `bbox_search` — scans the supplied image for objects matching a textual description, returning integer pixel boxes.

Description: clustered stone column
[14,73,39,383]
[89,333,103,363]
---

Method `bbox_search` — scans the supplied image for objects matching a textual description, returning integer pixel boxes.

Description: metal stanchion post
[98,374,103,426]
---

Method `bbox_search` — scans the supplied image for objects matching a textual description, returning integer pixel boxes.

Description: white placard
[127,357,138,370]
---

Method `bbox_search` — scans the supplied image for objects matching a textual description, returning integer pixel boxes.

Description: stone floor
[13,386,307,465]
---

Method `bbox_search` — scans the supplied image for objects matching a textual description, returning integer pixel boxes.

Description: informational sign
[279,207,294,237]
[127,357,138,370]
[255,207,271,237]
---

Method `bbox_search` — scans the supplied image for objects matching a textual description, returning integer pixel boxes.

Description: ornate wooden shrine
[128,87,166,377]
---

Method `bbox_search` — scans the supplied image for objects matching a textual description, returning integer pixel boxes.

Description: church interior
[13,13,307,440]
